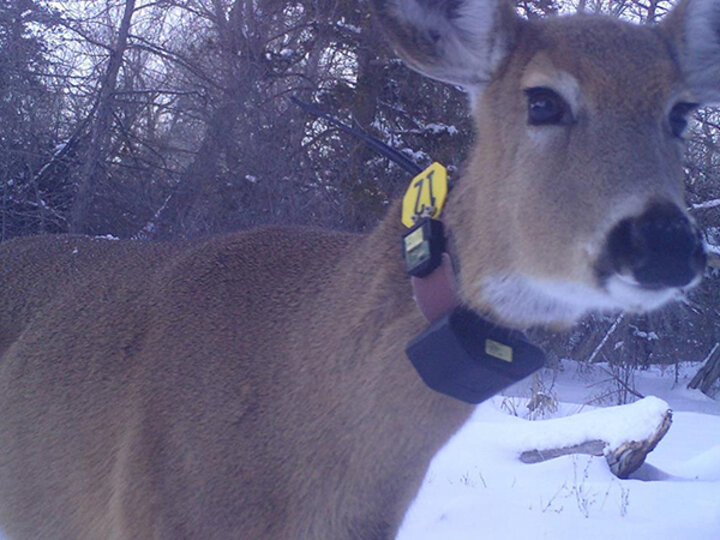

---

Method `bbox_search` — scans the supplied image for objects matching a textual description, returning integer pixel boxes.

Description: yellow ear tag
[401,162,448,228]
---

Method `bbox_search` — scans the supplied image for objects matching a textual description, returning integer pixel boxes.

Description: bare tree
[69,0,137,234]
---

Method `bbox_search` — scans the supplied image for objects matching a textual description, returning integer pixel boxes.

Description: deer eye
[525,87,569,126]
[669,102,698,138]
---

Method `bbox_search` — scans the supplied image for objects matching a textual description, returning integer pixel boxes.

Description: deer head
[374,0,718,327]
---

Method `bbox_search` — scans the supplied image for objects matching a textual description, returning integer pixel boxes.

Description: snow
[398,360,720,539]
[337,19,361,34]
[631,327,659,340]
[423,122,459,136]
[401,147,431,163]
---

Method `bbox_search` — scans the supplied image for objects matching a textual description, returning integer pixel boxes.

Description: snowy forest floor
[398,360,720,539]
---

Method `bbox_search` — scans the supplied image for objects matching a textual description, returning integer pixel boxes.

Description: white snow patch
[400,148,430,163]
[423,122,459,135]
[631,328,660,341]
[337,19,361,34]
[399,360,720,539]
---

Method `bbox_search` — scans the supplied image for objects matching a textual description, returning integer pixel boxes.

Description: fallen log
[605,410,672,478]
[518,397,672,479]
[520,440,606,463]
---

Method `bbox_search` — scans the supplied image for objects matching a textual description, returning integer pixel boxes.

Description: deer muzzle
[604,201,707,290]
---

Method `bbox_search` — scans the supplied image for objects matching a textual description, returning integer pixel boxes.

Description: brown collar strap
[411,252,461,323]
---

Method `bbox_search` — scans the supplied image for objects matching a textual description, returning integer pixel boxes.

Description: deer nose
[606,202,706,289]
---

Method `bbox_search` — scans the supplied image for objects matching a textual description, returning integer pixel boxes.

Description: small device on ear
[402,219,445,278]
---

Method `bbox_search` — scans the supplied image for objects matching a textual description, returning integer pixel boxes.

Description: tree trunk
[69,0,136,234]
[688,343,720,397]
[153,100,241,238]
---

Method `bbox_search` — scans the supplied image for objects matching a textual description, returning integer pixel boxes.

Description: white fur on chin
[480,272,684,327]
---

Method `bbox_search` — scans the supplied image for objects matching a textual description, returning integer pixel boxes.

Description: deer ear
[372,0,520,90]
[664,0,720,104]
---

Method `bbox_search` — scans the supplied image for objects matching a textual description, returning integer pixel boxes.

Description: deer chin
[476,273,610,328]
[476,271,684,328]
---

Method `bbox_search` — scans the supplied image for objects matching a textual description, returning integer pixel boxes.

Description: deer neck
[340,199,421,324]
[341,191,491,331]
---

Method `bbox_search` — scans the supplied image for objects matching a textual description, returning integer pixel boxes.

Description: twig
[587,314,625,364]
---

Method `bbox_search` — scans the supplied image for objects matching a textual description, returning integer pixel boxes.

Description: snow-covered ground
[399,360,720,539]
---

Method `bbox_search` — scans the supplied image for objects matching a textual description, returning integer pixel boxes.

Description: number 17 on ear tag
[401,162,448,228]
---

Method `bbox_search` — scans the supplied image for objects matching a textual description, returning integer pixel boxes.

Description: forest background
[2,0,719,398]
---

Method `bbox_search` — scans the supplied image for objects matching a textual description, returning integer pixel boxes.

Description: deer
[0,0,717,538]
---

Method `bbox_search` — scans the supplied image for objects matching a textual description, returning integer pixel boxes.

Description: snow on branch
[691,198,720,211]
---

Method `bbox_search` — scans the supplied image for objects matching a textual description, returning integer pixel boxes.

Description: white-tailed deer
[0,0,717,538]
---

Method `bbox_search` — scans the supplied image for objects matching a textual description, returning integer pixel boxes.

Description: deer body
[0,221,468,538]
[1,1,719,538]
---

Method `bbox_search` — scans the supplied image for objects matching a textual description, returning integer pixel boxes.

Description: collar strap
[412,252,460,323]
